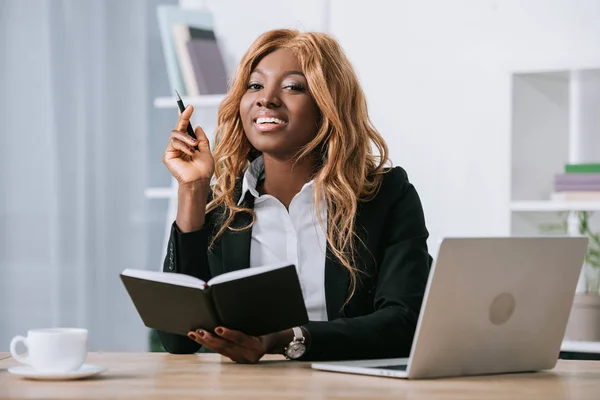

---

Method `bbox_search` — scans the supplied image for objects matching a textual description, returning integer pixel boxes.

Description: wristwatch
[283,327,306,360]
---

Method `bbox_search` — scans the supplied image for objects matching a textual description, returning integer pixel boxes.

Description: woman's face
[240,48,320,159]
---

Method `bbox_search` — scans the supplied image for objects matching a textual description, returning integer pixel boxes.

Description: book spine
[203,287,223,329]
[554,184,600,192]
[551,191,600,201]
[555,173,600,185]
[565,164,600,174]
[186,40,209,95]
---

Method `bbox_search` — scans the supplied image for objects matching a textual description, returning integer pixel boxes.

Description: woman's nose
[256,92,281,108]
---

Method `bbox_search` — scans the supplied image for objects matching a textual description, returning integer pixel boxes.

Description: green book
[565,163,600,173]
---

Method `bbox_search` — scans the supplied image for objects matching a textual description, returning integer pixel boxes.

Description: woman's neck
[258,154,317,209]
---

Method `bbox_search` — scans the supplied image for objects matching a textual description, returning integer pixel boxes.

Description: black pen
[175,90,198,149]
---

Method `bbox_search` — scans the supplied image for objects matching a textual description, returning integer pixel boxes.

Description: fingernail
[188,333,196,340]
[215,327,224,335]
[190,137,197,143]
[196,329,205,338]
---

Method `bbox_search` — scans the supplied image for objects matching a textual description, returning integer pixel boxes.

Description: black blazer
[158,166,432,361]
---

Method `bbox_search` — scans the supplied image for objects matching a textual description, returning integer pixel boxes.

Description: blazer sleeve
[157,197,216,354]
[300,167,432,361]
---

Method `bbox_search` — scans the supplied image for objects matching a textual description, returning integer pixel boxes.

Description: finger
[215,327,258,349]
[188,331,226,354]
[170,130,198,147]
[192,330,236,353]
[175,105,194,132]
[167,137,195,157]
[188,331,212,348]
[189,331,260,364]
[194,126,211,152]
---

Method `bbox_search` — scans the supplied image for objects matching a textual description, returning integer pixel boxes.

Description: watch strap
[292,326,304,342]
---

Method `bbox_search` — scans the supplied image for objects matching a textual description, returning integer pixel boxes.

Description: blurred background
[1,0,600,352]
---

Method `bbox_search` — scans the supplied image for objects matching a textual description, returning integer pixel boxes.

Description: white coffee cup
[10,328,88,373]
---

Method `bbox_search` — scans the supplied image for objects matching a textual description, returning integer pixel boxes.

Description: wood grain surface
[1,352,600,399]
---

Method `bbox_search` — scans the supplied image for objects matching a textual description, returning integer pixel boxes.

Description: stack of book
[157,6,228,97]
[551,163,600,201]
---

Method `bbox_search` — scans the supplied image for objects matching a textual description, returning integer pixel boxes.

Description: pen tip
[175,90,182,101]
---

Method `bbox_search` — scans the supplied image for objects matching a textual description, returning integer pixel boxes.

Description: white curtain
[0,0,158,351]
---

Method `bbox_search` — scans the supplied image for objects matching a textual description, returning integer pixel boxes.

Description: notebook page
[121,268,206,289]
[206,263,293,286]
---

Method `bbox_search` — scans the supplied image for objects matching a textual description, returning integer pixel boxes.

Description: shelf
[154,94,226,109]
[511,201,600,212]
[561,340,600,354]
[144,187,176,199]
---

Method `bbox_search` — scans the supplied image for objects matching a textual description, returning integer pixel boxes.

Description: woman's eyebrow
[251,69,305,78]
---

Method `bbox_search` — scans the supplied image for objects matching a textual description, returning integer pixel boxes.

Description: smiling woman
[240,48,319,156]
[158,29,432,363]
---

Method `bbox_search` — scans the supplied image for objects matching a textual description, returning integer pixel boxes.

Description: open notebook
[120,263,309,337]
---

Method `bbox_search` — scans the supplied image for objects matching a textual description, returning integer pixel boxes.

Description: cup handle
[10,335,30,365]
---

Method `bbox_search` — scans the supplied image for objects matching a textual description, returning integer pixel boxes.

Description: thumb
[194,126,211,152]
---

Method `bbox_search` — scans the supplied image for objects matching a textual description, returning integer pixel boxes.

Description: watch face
[286,342,306,359]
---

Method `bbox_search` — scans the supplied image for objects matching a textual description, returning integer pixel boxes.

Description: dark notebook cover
[120,264,309,337]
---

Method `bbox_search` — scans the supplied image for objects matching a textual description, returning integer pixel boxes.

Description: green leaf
[589,233,600,247]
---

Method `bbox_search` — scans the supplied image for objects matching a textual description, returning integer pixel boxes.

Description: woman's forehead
[251,49,302,75]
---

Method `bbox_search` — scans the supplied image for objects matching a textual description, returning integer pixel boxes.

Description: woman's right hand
[162,105,214,186]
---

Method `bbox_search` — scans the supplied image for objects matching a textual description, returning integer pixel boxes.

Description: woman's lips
[254,117,288,132]
[254,122,288,132]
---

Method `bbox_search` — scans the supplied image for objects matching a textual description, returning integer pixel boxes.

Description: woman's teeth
[256,117,285,125]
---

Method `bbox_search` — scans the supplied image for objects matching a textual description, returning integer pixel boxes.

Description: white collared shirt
[238,156,328,322]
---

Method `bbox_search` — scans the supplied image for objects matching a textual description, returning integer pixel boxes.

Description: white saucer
[8,364,107,381]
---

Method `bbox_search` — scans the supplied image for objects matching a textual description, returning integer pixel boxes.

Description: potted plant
[542,211,600,341]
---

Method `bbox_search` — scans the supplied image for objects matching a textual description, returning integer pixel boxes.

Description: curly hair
[207,29,390,303]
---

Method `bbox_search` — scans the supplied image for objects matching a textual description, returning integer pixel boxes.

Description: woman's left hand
[188,327,291,364]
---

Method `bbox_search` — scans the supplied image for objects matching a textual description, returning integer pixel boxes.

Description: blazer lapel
[325,202,374,320]
[324,246,350,320]
[221,194,254,274]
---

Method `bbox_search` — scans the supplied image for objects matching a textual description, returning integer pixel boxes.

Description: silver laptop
[312,237,588,379]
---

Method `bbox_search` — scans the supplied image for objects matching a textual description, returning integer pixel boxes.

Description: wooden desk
[1,353,600,399]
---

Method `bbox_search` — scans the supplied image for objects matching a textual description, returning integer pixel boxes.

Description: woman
[158,29,432,363]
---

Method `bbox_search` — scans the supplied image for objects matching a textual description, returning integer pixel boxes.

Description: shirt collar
[237,155,316,206]
[238,156,266,206]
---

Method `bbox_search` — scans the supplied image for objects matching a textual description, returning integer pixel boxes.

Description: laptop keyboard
[373,364,408,371]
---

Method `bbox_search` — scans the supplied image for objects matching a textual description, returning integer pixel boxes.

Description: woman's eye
[286,83,305,91]
[247,83,263,90]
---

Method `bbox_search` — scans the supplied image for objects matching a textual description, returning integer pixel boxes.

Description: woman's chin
[248,136,289,155]
[252,145,300,160]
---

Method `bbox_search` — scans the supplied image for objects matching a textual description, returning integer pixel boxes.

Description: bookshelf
[561,339,600,354]
[510,68,600,228]
[154,94,225,109]
[510,68,600,350]
[147,94,224,265]
[145,187,177,199]
[511,201,600,212]
[510,68,600,293]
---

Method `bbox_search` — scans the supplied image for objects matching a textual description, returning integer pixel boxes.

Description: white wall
[330,0,600,256]
[179,0,328,75]
[180,0,600,257]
